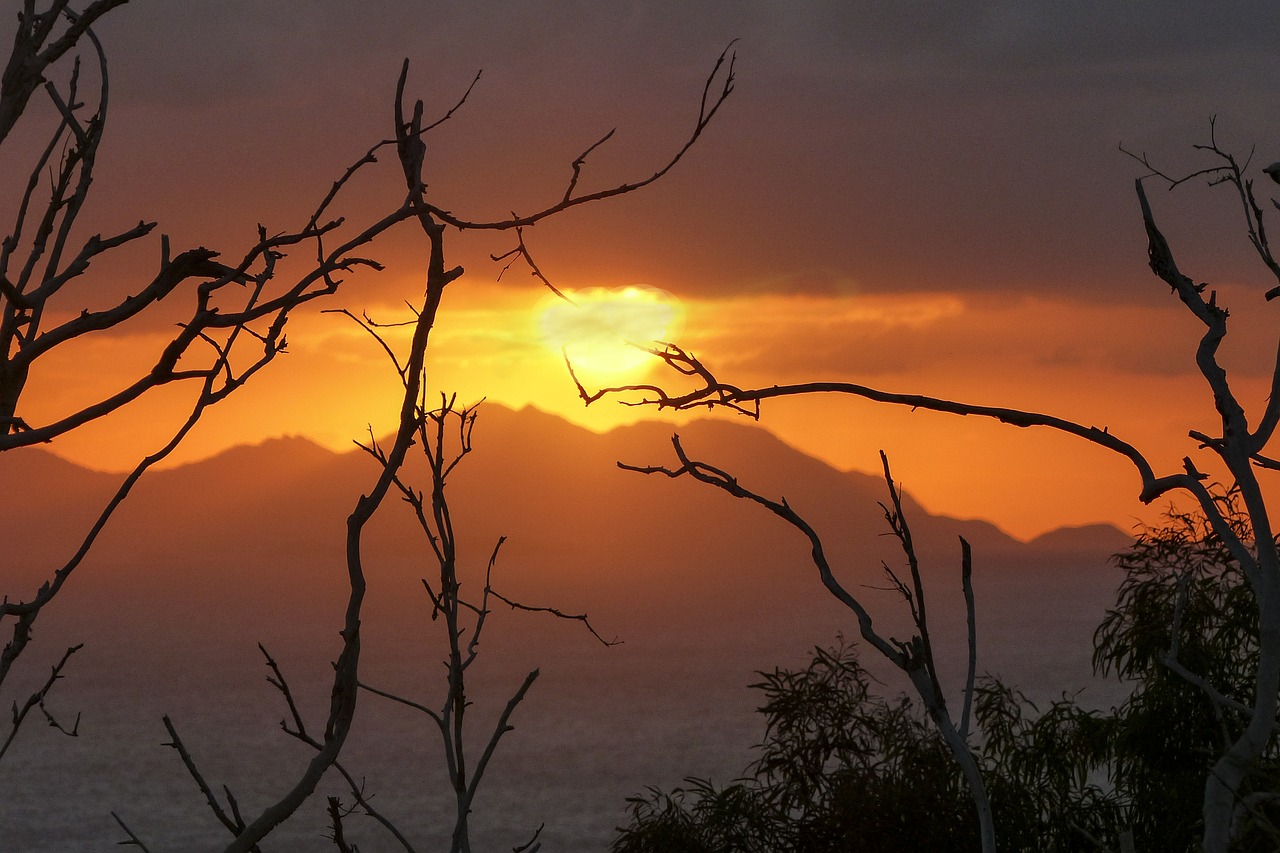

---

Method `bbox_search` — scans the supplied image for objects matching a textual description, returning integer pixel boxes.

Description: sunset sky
[7,1,1280,539]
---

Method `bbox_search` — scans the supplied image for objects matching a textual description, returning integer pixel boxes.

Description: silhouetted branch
[513,823,544,853]
[488,588,619,647]
[0,364,222,744]
[491,226,572,301]
[326,797,358,853]
[585,343,1190,507]
[257,647,418,852]
[326,307,414,381]
[485,538,618,646]
[259,644,309,738]
[424,40,736,233]
[877,451,945,710]
[0,57,421,454]
[619,435,996,849]
[0,642,81,761]
[467,668,540,806]
[162,716,252,842]
[1123,117,1280,297]
[111,811,153,851]
[960,537,977,740]
[0,0,127,144]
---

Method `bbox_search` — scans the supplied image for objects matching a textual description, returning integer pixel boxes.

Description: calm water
[0,562,1121,851]
[0,632,770,851]
[0,617,1121,850]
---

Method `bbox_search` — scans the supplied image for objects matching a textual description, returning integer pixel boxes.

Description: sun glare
[537,286,684,377]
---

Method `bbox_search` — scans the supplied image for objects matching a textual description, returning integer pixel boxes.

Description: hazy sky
[7,1,1280,538]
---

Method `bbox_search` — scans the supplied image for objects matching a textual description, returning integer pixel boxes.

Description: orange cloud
[24,269,1276,541]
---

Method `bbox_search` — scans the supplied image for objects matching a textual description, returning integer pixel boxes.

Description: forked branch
[619,434,996,851]
[425,41,736,233]
[586,342,1190,506]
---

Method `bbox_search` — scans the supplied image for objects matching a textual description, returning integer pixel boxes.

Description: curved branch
[620,433,907,667]
[620,435,996,851]
[585,343,1191,505]
[424,41,736,232]
[0,0,127,144]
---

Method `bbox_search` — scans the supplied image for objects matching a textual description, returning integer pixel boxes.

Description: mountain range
[0,404,1137,850]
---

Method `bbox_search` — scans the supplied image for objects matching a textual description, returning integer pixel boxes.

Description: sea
[0,585,1123,852]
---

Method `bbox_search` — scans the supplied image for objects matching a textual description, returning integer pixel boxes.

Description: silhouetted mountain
[0,404,1139,850]
[1028,522,1135,557]
[2,404,1130,671]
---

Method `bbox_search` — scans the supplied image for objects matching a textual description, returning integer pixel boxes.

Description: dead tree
[621,438,994,850]
[326,315,615,850]
[0,0,425,764]
[579,120,1280,852]
[106,42,735,852]
[146,397,613,853]
[252,389,613,853]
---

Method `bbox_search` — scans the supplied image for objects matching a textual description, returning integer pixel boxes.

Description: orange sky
[7,3,1280,540]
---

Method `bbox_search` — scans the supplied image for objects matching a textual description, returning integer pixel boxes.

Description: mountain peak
[1027,523,1133,558]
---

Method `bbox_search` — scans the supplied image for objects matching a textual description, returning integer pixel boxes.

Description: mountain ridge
[15,402,1126,548]
[1,401,1135,688]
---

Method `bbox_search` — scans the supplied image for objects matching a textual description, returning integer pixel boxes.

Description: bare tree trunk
[1202,573,1280,851]
[911,668,997,852]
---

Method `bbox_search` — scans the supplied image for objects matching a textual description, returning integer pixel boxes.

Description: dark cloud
[6,1,1280,309]
[682,291,1255,384]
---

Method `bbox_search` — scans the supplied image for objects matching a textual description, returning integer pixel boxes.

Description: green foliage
[614,641,976,853]
[972,680,1122,850]
[1092,499,1280,850]
[749,643,976,852]
[613,501,1280,851]
[612,779,775,853]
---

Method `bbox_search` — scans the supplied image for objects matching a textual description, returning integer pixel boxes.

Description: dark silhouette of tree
[612,638,1111,853]
[584,120,1280,852]
[614,501,1280,852]
[618,443,997,848]
[200,47,730,853]
[614,641,975,853]
[233,381,613,853]
[4,4,735,850]
[1,0,422,767]
[1092,495,1280,849]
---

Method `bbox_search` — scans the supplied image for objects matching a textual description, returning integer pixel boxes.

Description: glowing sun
[537,286,684,377]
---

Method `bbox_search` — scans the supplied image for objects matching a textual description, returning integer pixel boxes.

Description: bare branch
[0,642,81,761]
[0,0,127,144]
[465,668,539,804]
[162,715,247,839]
[588,342,1188,505]
[111,811,153,851]
[424,41,737,232]
[619,435,996,849]
[491,225,573,301]
[878,451,944,709]
[562,128,616,204]
[422,69,482,134]
[326,797,358,853]
[488,586,619,647]
[960,537,978,741]
[513,823,544,853]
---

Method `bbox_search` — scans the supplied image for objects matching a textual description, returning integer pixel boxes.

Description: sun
[537,285,684,378]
